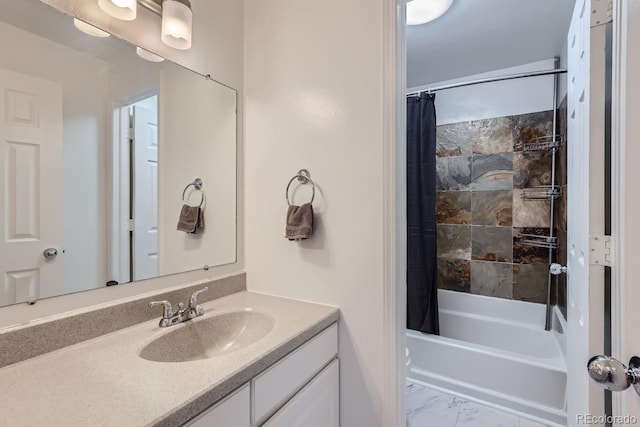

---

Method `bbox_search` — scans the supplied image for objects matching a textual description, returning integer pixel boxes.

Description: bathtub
[406,289,567,426]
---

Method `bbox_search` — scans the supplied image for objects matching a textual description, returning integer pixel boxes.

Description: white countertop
[0,291,339,426]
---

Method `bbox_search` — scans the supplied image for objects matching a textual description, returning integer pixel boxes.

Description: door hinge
[127,127,134,140]
[126,219,135,231]
[590,235,612,266]
[591,0,613,27]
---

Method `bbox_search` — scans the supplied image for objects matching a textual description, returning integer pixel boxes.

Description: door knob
[587,355,640,395]
[43,248,58,260]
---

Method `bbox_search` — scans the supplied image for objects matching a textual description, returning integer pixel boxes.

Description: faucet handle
[149,300,174,319]
[189,287,208,309]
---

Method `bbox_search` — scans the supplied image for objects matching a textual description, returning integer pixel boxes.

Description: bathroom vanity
[0,286,339,426]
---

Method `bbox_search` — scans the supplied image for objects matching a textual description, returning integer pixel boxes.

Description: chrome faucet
[149,287,208,327]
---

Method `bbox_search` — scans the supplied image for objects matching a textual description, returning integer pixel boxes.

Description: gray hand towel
[285,203,314,240]
[197,208,205,230]
[177,205,205,234]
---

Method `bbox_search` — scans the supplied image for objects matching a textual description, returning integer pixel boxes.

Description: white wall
[409,59,558,125]
[0,0,244,327]
[244,0,386,425]
[0,21,110,294]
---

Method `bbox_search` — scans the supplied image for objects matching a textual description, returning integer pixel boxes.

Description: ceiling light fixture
[136,46,166,62]
[406,0,454,26]
[98,0,137,21]
[73,18,111,37]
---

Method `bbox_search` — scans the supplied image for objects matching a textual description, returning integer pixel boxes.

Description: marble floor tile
[456,401,520,427]
[519,418,550,427]
[406,382,466,427]
[405,383,552,427]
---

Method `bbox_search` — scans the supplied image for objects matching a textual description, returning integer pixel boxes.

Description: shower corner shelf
[520,234,559,249]
[520,186,562,200]
[519,135,564,153]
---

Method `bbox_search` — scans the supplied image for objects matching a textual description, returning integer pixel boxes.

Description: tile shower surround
[435,110,567,305]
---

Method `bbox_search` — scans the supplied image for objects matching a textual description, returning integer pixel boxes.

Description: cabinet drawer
[184,383,250,427]
[252,323,338,424]
[263,359,339,427]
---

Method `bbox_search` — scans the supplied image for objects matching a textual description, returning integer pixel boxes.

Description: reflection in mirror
[0,0,237,308]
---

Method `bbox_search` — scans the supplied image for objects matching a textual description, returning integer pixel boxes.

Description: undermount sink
[139,310,275,363]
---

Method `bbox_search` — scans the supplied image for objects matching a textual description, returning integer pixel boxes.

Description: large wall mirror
[0,0,237,308]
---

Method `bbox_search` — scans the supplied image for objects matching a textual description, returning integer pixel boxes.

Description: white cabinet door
[184,383,250,427]
[252,324,338,424]
[263,359,339,427]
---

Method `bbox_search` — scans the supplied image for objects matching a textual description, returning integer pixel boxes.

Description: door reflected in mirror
[0,0,237,307]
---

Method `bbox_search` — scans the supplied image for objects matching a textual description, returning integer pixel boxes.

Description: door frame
[383,0,621,425]
[610,0,639,422]
[109,101,131,284]
[382,0,406,425]
[109,91,159,285]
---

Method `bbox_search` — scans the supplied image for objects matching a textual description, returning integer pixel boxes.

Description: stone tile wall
[435,110,566,305]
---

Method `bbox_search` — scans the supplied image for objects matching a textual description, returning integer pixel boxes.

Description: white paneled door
[566,0,608,424]
[132,100,159,281]
[0,69,63,305]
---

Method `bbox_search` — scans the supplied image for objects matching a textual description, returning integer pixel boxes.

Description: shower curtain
[406,93,439,335]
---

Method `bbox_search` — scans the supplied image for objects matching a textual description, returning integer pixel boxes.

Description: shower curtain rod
[406,68,568,96]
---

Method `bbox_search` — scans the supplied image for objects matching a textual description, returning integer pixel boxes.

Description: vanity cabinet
[185,384,251,427]
[262,360,339,427]
[183,323,338,427]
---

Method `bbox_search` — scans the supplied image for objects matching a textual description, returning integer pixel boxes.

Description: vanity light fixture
[161,0,193,50]
[136,46,166,62]
[98,0,137,21]
[406,0,454,26]
[98,0,193,50]
[73,18,111,37]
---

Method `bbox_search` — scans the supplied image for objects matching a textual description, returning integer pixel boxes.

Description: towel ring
[182,178,205,208]
[286,169,315,206]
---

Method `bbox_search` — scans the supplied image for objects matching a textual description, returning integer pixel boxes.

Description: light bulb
[73,18,110,38]
[407,0,454,26]
[98,0,137,21]
[136,47,166,63]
